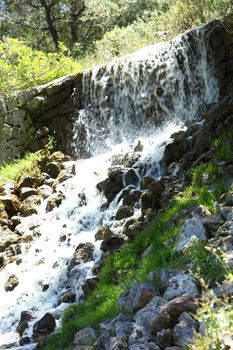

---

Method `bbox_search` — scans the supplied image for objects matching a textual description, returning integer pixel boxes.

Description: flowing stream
[0,26,219,349]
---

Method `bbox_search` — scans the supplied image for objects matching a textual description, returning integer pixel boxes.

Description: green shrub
[0,38,80,93]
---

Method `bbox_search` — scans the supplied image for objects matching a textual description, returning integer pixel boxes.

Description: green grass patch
[0,153,41,187]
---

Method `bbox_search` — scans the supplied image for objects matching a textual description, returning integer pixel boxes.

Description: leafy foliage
[0,38,80,93]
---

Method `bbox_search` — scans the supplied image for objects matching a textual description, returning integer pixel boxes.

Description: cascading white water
[72,27,219,157]
[0,26,219,349]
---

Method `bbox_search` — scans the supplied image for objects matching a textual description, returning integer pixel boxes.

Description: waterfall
[0,25,219,349]
[72,27,218,157]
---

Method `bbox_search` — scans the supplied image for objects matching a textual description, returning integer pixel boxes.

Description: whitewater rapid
[0,124,183,349]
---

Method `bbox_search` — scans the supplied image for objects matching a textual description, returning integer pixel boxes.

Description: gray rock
[163,274,199,300]
[109,337,128,350]
[73,327,97,346]
[129,342,160,350]
[100,313,132,337]
[155,329,172,349]
[118,284,157,313]
[172,312,197,347]
[149,296,197,335]
[174,217,207,252]
[135,296,167,331]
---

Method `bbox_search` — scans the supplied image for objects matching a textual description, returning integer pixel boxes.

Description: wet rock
[37,184,54,199]
[100,235,124,252]
[134,140,143,152]
[0,227,20,252]
[163,274,199,301]
[95,226,113,241]
[123,220,146,241]
[174,217,207,253]
[115,205,134,220]
[43,162,61,179]
[68,242,95,272]
[149,296,198,334]
[97,168,124,203]
[82,276,99,296]
[19,337,31,345]
[60,291,76,304]
[32,313,56,339]
[124,169,139,186]
[140,190,161,215]
[0,194,20,217]
[172,312,197,347]
[20,187,38,201]
[20,195,41,216]
[122,190,141,207]
[118,284,157,313]
[155,329,172,349]
[53,170,73,185]
[140,179,165,214]
[46,192,63,212]
[164,134,189,166]
[4,274,19,291]
[17,176,40,191]
[73,327,97,346]
[16,311,34,337]
[123,153,141,168]
[140,177,155,190]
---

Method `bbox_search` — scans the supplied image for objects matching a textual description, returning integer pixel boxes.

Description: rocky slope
[0,91,232,349]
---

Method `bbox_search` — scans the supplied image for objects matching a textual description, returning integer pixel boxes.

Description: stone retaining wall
[0,73,82,164]
[0,19,233,165]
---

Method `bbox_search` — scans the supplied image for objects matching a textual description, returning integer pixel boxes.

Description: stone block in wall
[27,95,47,112]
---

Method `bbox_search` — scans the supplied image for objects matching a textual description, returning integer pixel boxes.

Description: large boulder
[172,312,198,347]
[95,226,113,241]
